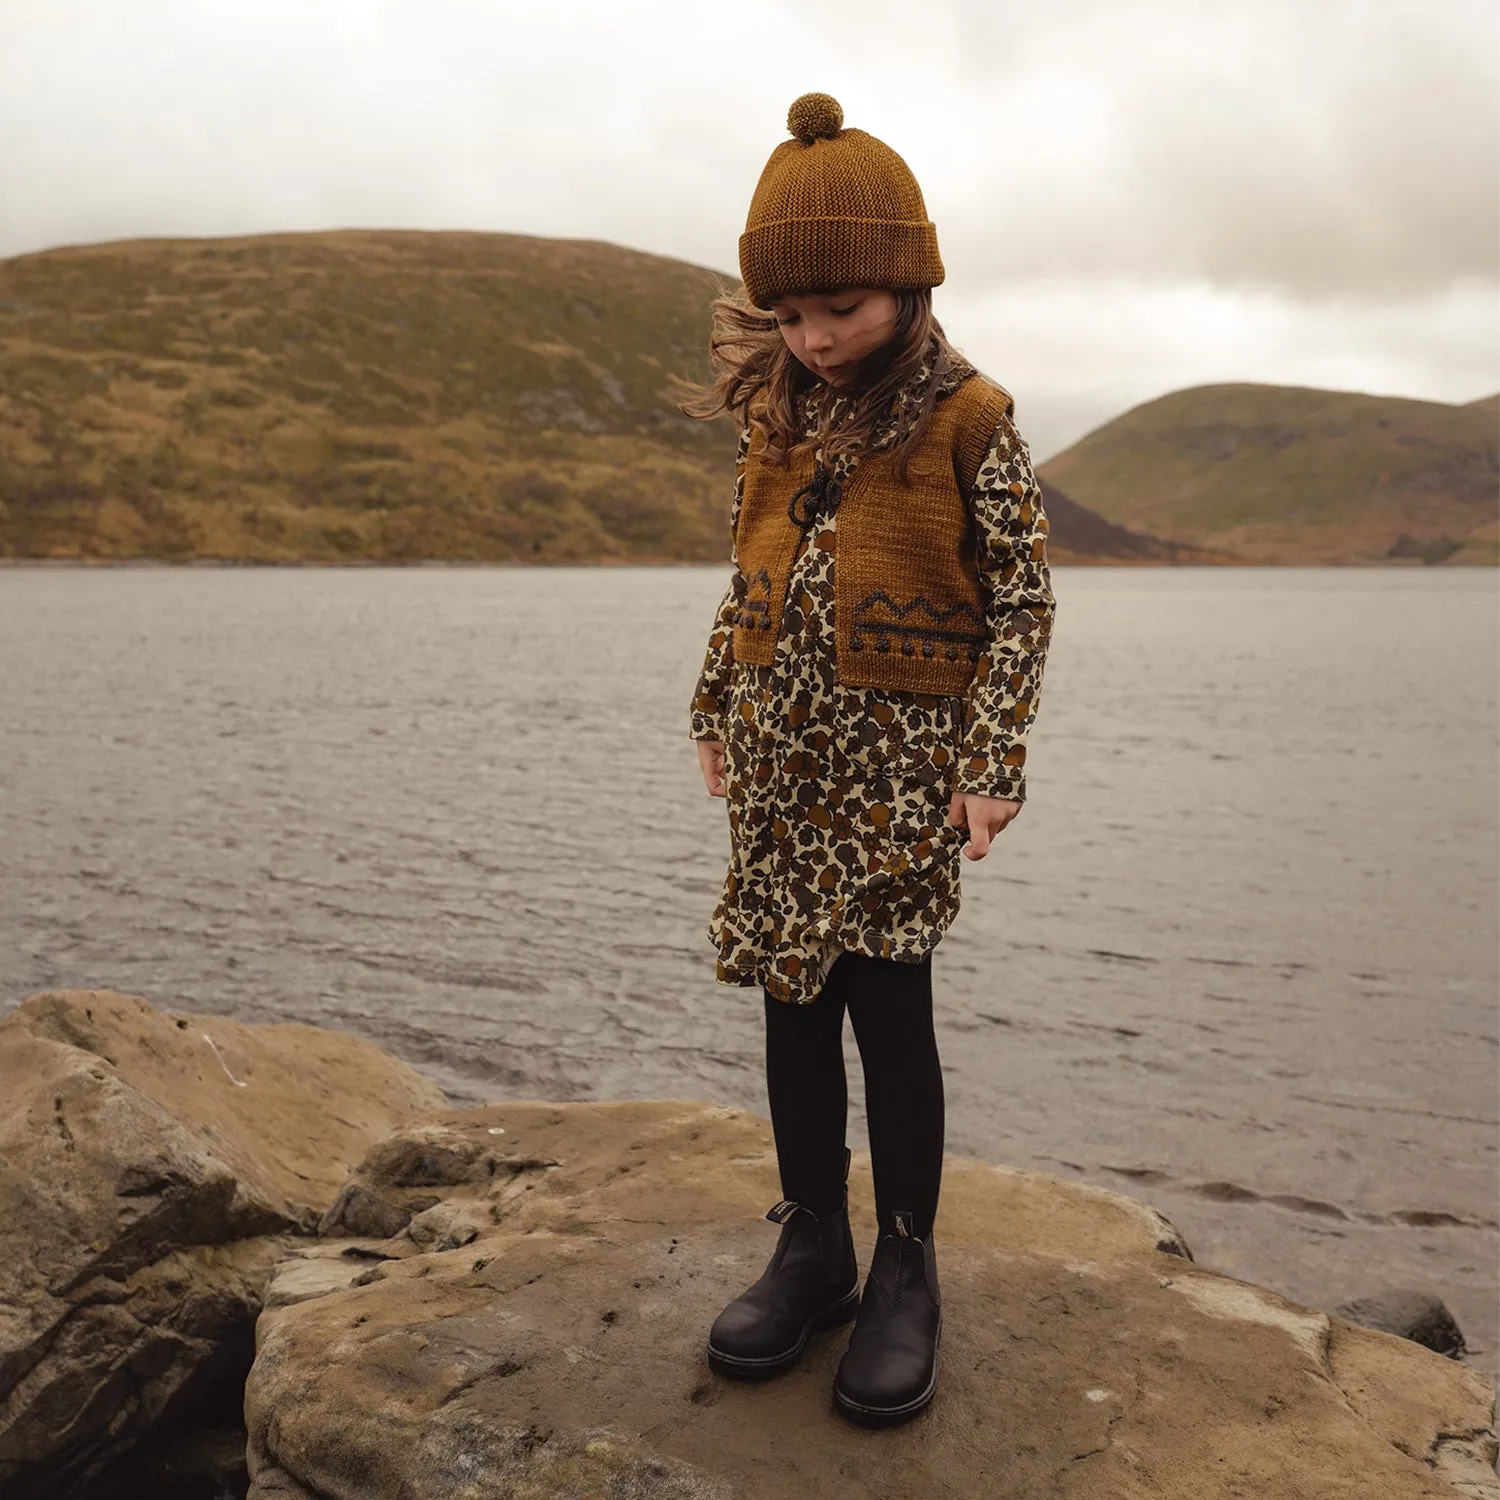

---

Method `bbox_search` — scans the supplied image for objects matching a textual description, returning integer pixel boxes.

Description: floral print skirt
[711,526,968,1005]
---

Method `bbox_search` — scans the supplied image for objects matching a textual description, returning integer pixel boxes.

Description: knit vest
[731,372,1014,696]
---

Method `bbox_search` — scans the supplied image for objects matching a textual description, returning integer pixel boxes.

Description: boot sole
[831,1314,942,1427]
[707,1284,861,1382]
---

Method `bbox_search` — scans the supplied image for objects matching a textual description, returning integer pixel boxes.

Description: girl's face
[770,289,899,386]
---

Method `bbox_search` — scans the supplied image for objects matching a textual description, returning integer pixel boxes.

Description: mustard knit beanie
[738,92,944,310]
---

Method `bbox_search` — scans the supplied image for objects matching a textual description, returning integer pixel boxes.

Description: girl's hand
[947,792,1021,860]
[697,739,727,798]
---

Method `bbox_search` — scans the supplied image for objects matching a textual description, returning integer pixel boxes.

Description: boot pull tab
[765,1200,799,1225]
[892,1211,914,1239]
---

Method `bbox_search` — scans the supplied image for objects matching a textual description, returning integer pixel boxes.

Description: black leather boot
[707,1156,859,1381]
[832,1211,941,1425]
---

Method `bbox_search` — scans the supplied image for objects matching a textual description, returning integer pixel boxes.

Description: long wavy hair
[677,286,963,477]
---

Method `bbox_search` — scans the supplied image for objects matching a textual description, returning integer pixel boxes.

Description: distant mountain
[0,230,1224,566]
[1038,384,1498,564]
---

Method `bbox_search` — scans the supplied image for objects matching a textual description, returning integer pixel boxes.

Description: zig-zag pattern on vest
[849,590,986,662]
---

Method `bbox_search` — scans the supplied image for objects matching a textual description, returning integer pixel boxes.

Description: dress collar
[799,339,973,444]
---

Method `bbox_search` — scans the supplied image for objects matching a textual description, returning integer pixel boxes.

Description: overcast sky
[2,0,1496,458]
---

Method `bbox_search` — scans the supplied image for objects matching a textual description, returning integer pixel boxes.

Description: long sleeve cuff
[953,658,1043,802]
[690,694,727,743]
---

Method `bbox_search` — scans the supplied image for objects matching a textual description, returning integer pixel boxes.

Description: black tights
[763,950,945,1240]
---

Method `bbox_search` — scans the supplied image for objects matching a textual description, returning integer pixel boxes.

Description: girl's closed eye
[831,303,860,317]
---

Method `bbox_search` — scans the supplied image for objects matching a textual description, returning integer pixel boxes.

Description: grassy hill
[1038,384,1499,565]
[0,230,740,562]
[0,229,1178,565]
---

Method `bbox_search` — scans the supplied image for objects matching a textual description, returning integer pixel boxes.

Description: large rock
[246,1101,1499,1500]
[0,989,446,1500]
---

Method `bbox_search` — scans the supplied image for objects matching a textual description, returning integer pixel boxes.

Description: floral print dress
[689,362,1055,1005]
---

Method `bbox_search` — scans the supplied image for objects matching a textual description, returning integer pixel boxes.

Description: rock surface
[0,989,446,1499]
[1334,1290,1468,1359]
[246,1101,1499,1500]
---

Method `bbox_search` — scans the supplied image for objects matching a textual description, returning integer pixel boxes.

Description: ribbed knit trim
[739,216,944,309]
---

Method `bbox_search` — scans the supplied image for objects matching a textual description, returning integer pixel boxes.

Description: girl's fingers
[946,792,967,827]
[958,797,1026,859]
[696,739,727,797]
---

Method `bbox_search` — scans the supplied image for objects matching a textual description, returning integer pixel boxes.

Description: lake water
[3,565,1496,1374]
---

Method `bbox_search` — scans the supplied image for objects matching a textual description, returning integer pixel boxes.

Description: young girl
[682,93,1054,1426]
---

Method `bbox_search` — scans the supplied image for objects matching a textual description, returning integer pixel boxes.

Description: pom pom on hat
[787,92,844,144]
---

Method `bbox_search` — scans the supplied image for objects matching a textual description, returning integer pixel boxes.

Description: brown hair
[677,286,963,477]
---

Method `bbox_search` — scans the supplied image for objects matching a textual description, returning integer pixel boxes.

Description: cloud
[801,0,1500,299]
